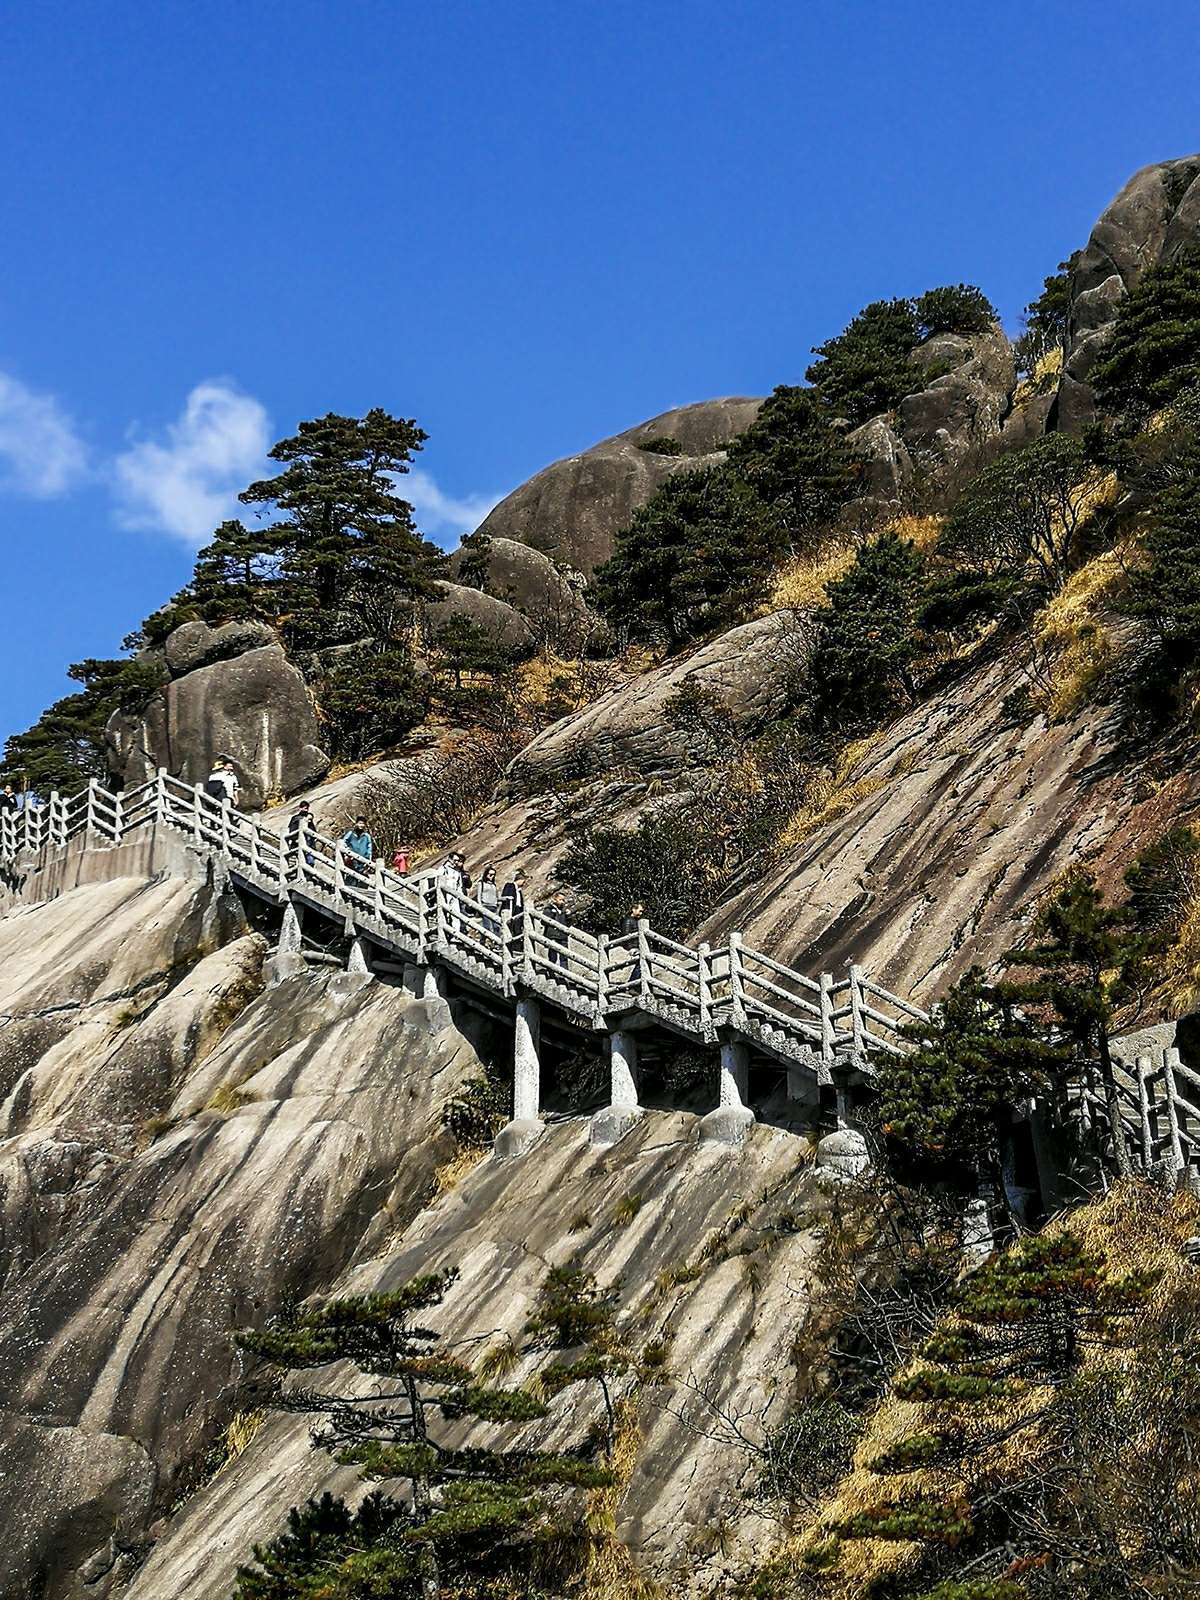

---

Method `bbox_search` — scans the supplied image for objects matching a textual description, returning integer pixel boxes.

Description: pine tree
[1122,426,1200,710]
[835,1233,1156,1595]
[239,410,444,640]
[593,464,789,646]
[809,531,927,731]
[1091,249,1200,424]
[999,870,1164,1178]
[235,1270,612,1600]
[188,518,286,624]
[938,434,1092,593]
[874,969,1066,1188]
[726,385,863,543]
[1,656,166,794]
[524,1263,633,1457]
[805,298,920,426]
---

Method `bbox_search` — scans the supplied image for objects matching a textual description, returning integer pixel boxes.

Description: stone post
[266,899,308,986]
[700,1037,756,1147]
[589,1028,644,1147]
[330,933,374,998]
[495,996,545,1158]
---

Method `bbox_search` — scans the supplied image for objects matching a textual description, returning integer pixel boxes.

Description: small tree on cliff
[239,409,444,640]
[593,464,789,646]
[874,969,1066,1194]
[835,1233,1156,1593]
[726,384,863,542]
[998,870,1164,1179]
[234,1269,611,1600]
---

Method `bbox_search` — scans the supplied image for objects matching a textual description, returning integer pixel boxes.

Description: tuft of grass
[569,1210,593,1233]
[137,1114,176,1147]
[1031,541,1129,722]
[433,1147,489,1196]
[222,1408,267,1464]
[612,1192,644,1227]
[776,732,890,850]
[477,1335,520,1382]
[639,1338,672,1378]
[206,1082,258,1115]
[767,539,857,612]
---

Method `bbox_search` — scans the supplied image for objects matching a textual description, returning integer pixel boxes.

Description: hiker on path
[545,892,570,969]
[391,844,411,875]
[286,801,316,874]
[340,816,374,889]
[205,760,239,807]
[475,864,501,938]
[0,784,16,814]
[500,868,526,939]
[624,902,647,989]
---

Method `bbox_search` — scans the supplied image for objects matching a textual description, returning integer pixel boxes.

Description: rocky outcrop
[507,608,817,794]
[163,619,276,678]
[423,581,535,653]
[698,648,1174,1000]
[473,397,763,575]
[124,1113,831,1600]
[1057,154,1200,432]
[0,872,483,1600]
[107,644,330,808]
[446,535,595,650]
[899,323,1016,490]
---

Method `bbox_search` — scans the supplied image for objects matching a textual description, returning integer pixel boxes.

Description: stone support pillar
[330,934,374,998]
[589,1028,644,1147]
[495,996,545,1158]
[700,1037,756,1147]
[265,898,308,986]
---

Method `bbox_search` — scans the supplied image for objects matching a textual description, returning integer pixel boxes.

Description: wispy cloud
[404,467,501,545]
[0,370,88,497]
[112,380,272,545]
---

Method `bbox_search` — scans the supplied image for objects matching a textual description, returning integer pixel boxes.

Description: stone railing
[1069,1048,1200,1187]
[1,772,930,1154]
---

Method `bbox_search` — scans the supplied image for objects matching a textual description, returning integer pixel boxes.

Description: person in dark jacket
[286,801,316,874]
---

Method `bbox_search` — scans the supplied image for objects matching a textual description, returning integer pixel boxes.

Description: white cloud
[403,467,501,545]
[0,370,88,497]
[113,380,272,545]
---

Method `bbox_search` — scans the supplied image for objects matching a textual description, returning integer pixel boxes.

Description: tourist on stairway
[286,801,316,875]
[475,864,501,938]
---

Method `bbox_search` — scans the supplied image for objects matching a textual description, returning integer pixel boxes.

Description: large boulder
[423,582,534,653]
[1057,154,1200,433]
[107,645,329,807]
[507,609,817,793]
[445,536,595,651]
[899,323,1016,491]
[163,619,276,678]
[473,397,763,576]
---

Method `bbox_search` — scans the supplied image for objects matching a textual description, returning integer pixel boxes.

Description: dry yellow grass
[768,541,858,612]
[763,1182,1200,1598]
[1012,345,1064,406]
[222,1408,268,1464]
[776,733,889,850]
[1031,539,1131,722]
[432,1146,489,1195]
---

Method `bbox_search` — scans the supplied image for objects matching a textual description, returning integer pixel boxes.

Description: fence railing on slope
[1070,1047,1200,1184]
[0,772,929,1069]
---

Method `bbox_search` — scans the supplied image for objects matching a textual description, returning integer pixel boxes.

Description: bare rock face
[473,397,763,576]
[163,619,276,678]
[1057,154,1200,432]
[107,644,330,807]
[446,535,595,650]
[423,581,535,653]
[124,1113,831,1600]
[899,323,1016,491]
[847,413,915,509]
[698,650,1162,1001]
[0,872,483,1600]
[507,608,817,794]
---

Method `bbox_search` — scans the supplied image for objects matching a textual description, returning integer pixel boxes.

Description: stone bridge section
[1,774,928,1155]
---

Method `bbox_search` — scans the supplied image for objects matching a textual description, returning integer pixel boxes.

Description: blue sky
[1,0,1196,743]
